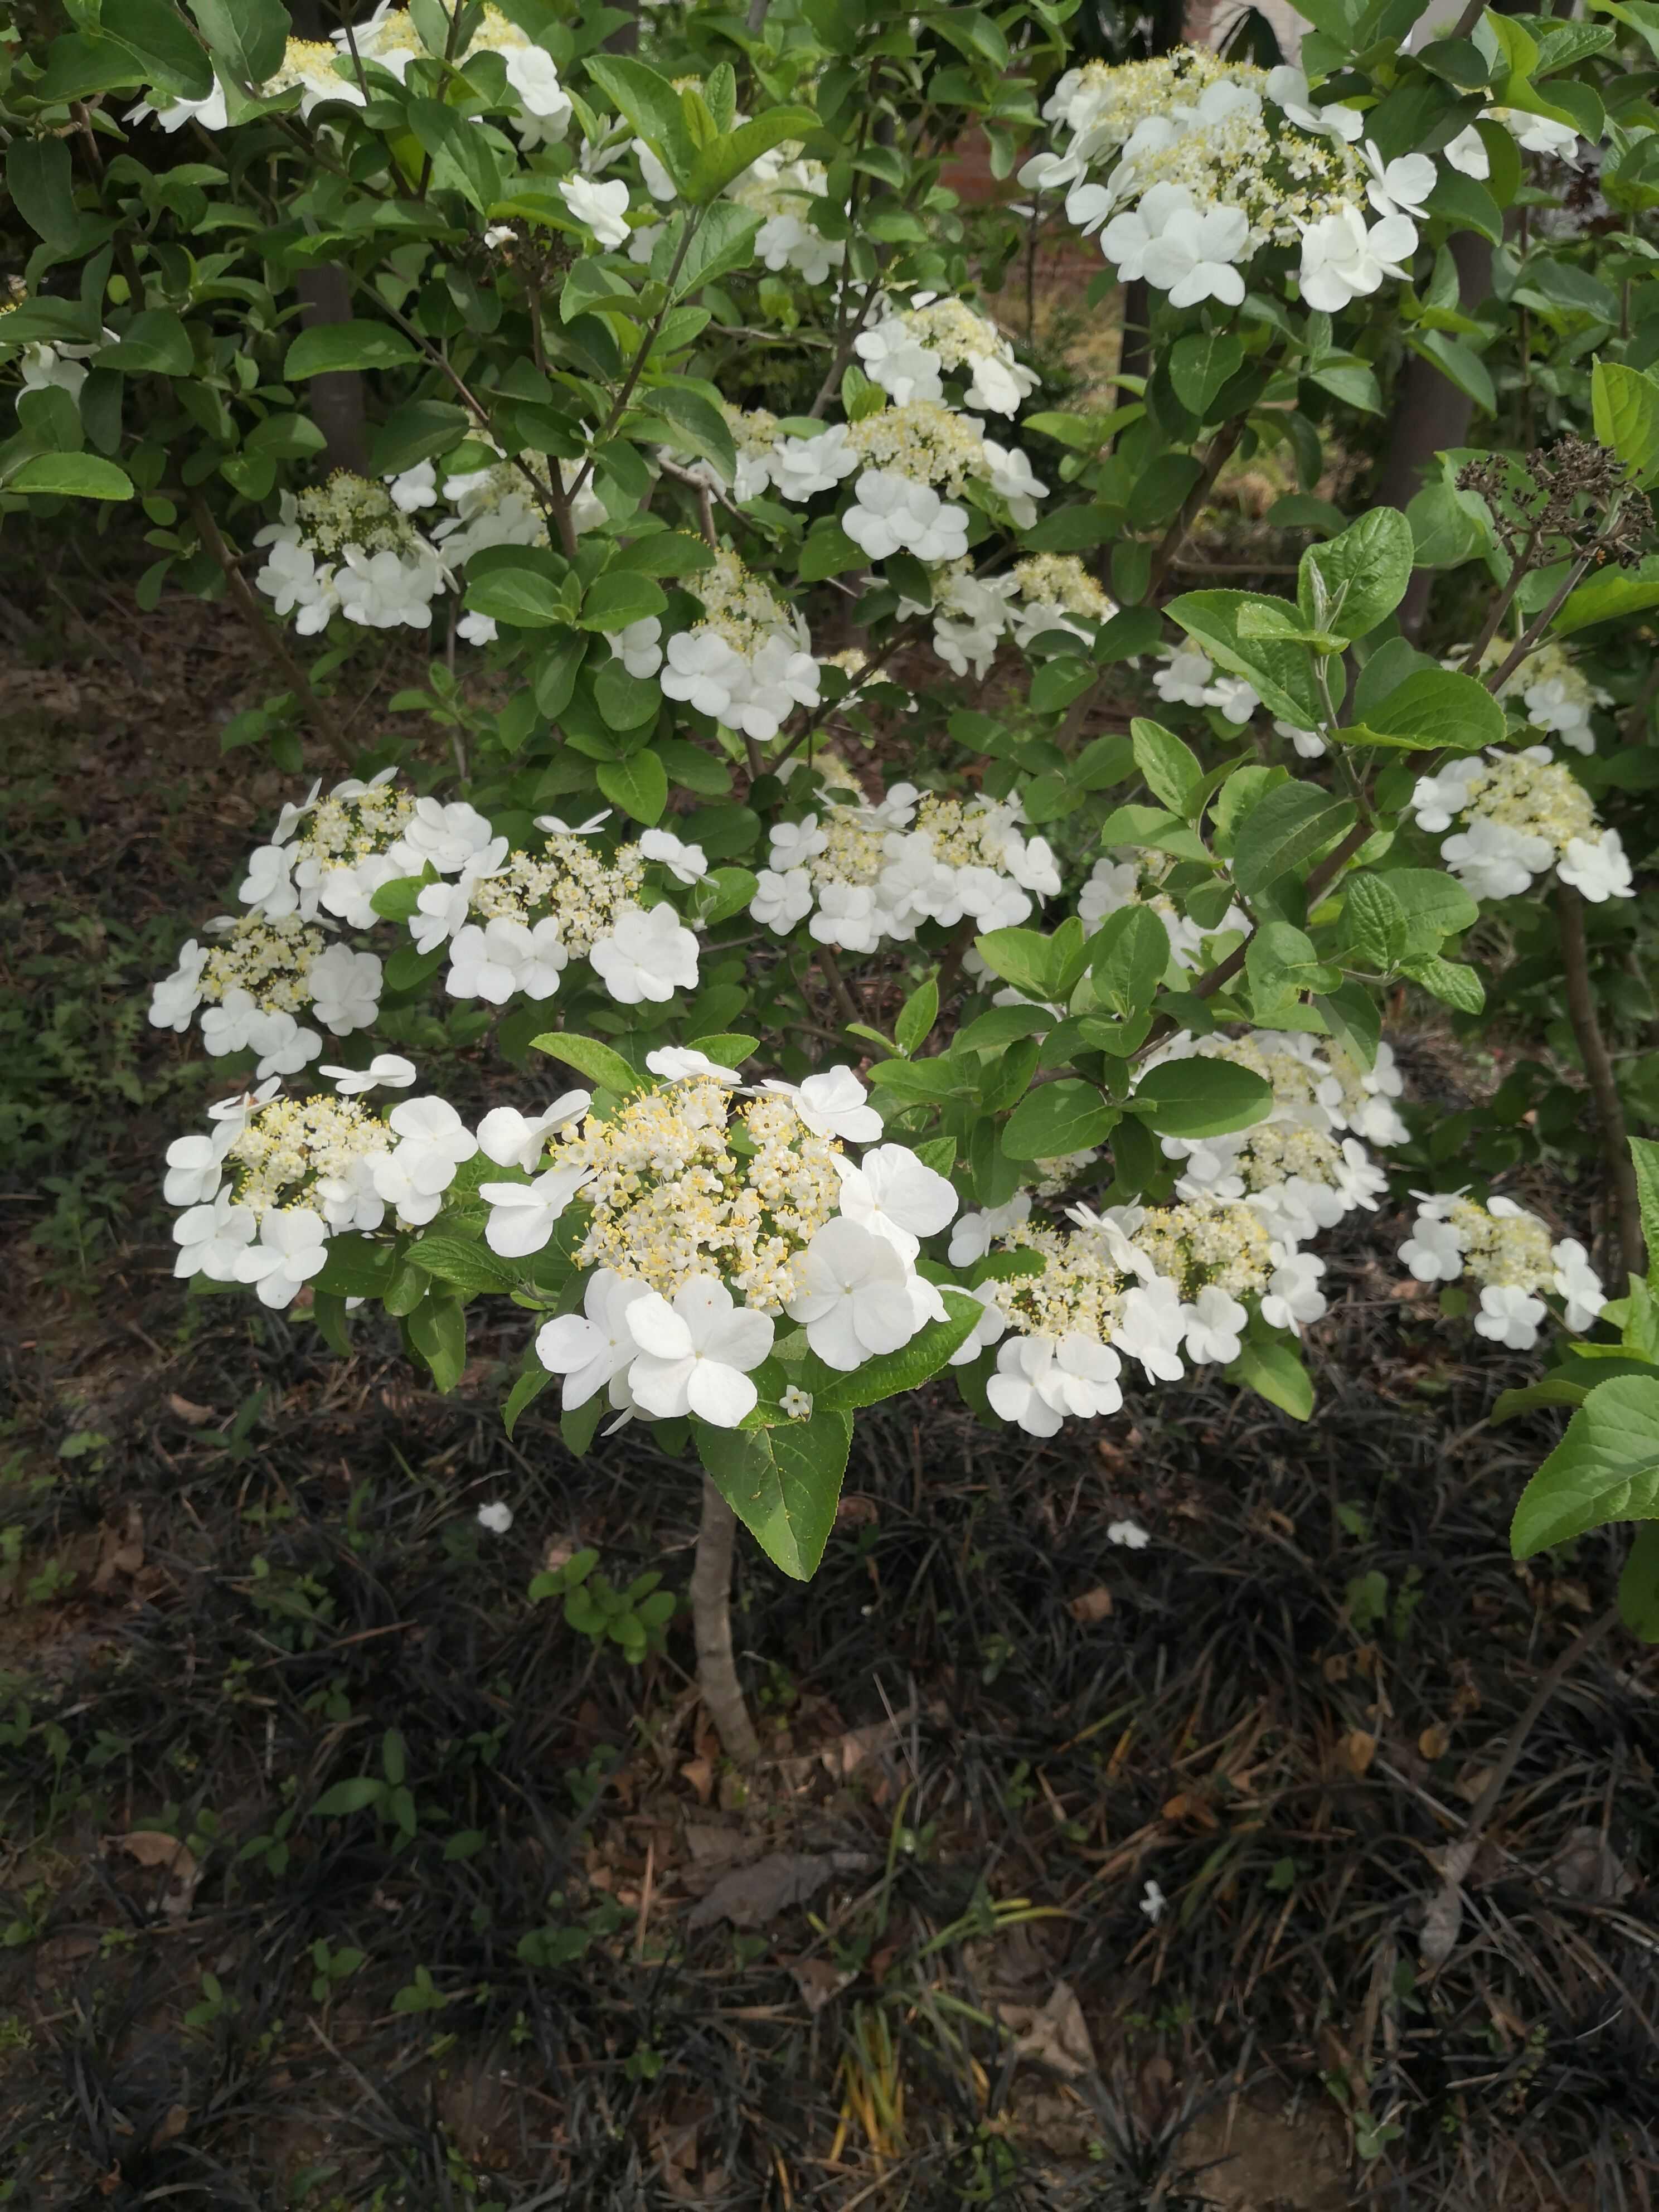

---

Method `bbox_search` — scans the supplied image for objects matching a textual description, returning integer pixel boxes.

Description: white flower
[334,545,445,630]
[458,610,498,647]
[1275,719,1327,760]
[1112,1278,1187,1382]
[307,943,383,1035]
[855,319,944,406]
[1265,65,1362,142]
[234,1210,329,1309]
[647,1046,741,1084]
[477,1093,591,1171]
[533,810,611,838]
[661,627,747,719]
[151,941,208,1032]
[1182,1286,1247,1366]
[172,1191,255,1282]
[843,470,969,565]
[127,81,230,133]
[1099,181,1195,281]
[1551,1238,1605,1332]
[782,1386,814,1420]
[1362,140,1436,220]
[537,1268,655,1408]
[396,798,501,876]
[607,615,663,678]
[987,1332,1123,1434]
[1299,205,1417,312]
[770,816,830,869]
[1444,125,1490,180]
[771,425,859,501]
[240,842,299,917]
[746,866,812,935]
[625,1275,775,1427]
[559,173,632,248]
[448,917,567,1004]
[480,1164,593,1257]
[1260,1250,1328,1333]
[786,1217,944,1370]
[1440,814,1550,901]
[1410,761,1483,833]
[313,1152,387,1234]
[252,1013,324,1081]
[1154,645,1215,708]
[387,460,438,513]
[503,43,571,145]
[320,1053,418,1097]
[1207,675,1259,725]
[947,1194,1032,1267]
[1474,1282,1547,1351]
[1141,204,1251,308]
[833,1144,958,1262]
[1109,1519,1151,1550]
[639,828,709,885]
[163,1135,224,1209]
[1558,830,1632,903]
[205,1077,281,1139]
[411,879,475,954]
[254,536,339,633]
[1139,1878,1167,1924]
[810,881,882,953]
[981,439,1048,527]
[1491,106,1578,159]
[763,1066,883,1144]
[372,1097,478,1226]
[590,903,699,1006]
[477,1500,514,1535]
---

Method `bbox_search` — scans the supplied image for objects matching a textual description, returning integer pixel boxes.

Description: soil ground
[2,539,1656,2211]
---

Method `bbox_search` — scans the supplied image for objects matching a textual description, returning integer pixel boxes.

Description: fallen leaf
[686,1849,874,1932]
[786,1957,856,2013]
[1338,1730,1377,1777]
[1418,1724,1450,1761]
[1068,1586,1113,1624]
[998,1980,1098,2079]
[1454,1763,1496,1804]
[833,1493,879,1528]
[110,1830,198,1884]
[167,1394,217,1425]
[152,2105,190,2147]
[91,1507,144,1593]
[678,1755,715,1806]
[821,1708,915,1780]
[1548,1823,1633,1901]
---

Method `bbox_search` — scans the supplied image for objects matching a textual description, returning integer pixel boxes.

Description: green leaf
[408,1296,467,1394]
[585,54,697,193]
[1297,507,1414,642]
[685,106,820,203]
[412,1234,520,1294]
[106,0,217,94]
[1227,1338,1314,1421]
[313,1776,385,1818]
[594,658,660,732]
[687,865,759,925]
[973,926,1056,1003]
[812,1291,987,1413]
[1230,783,1357,897]
[580,571,668,632]
[1380,867,1479,950]
[1553,557,1659,637]
[1129,1059,1273,1139]
[646,385,737,482]
[694,1410,853,1580]
[283,323,420,379]
[1166,589,1323,726]
[1618,1522,1659,1641]
[1592,359,1659,485]
[1341,875,1408,970]
[1168,329,1245,418]
[659,202,764,298]
[896,978,939,1057]
[1512,1375,1659,1554]
[1002,1079,1116,1162]
[1131,717,1202,816]
[313,1234,396,1301]
[1246,920,1341,1007]
[463,567,570,629]
[530,1032,639,1094]
[7,139,79,250]
[1089,905,1169,1017]
[610,531,716,579]
[6,453,134,501]
[799,518,864,581]
[1401,953,1485,1012]
[95,308,195,376]
[187,0,290,86]
[407,96,507,212]
[1630,1138,1659,1279]
[368,399,471,477]
[1423,166,1504,247]
[503,1366,552,1440]
[595,748,668,825]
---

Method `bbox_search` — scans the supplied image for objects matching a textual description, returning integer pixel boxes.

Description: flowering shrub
[9,0,1659,1740]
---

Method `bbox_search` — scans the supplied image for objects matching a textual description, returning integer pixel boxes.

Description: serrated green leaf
[1512,1375,1659,1554]
[530,1032,639,1093]
[693,1410,852,1580]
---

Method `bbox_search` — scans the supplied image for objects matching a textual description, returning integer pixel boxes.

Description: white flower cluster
[1079,853,1250,973]
[522,1066,957,1428]
[658,550,822,741]
[130,5,571,143]
[254,476,450,634]
[729,156,844,284]
[1465,637,1611,756]
[148,908,383,1081]
[164,1083,478,1309]
[751,784,1060,951]
[1153,644,1262,726]
[853,294,1040,418]
[1399,1192,1603,1350]
[1411,748,1632,904]
[1140,1031,1400,1246]
[921,552,1115,681]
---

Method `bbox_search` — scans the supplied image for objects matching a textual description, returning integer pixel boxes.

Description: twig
[1146,414,1246,598]
[688,1478,760,1765]
[1558,883,1646,1285]
[187,494,355,767]
[816,944,866,1032]
[1419,1602,1621,1968]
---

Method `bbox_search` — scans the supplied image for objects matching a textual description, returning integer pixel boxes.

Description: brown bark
[689,1479,761,1766]
[1558,885,1646,1288]
[297,265,369,477]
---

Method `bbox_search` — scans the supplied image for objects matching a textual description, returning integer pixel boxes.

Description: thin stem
[1459,522,1542,675]
[1420,1602,1620,1966]
[565,214,702,506]
[1145,412,1246,598]
[1485,539,1607,696]
[1558,883,1646,1286]
[689,1478,760,1766]
[187,494,355,768]
[816,944,866,1033]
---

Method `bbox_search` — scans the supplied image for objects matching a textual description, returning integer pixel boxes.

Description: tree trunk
[689,1479,761,1765]
[297,265,370,477]
[1558,884,1646,1288]
[1376,231,1492,641]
